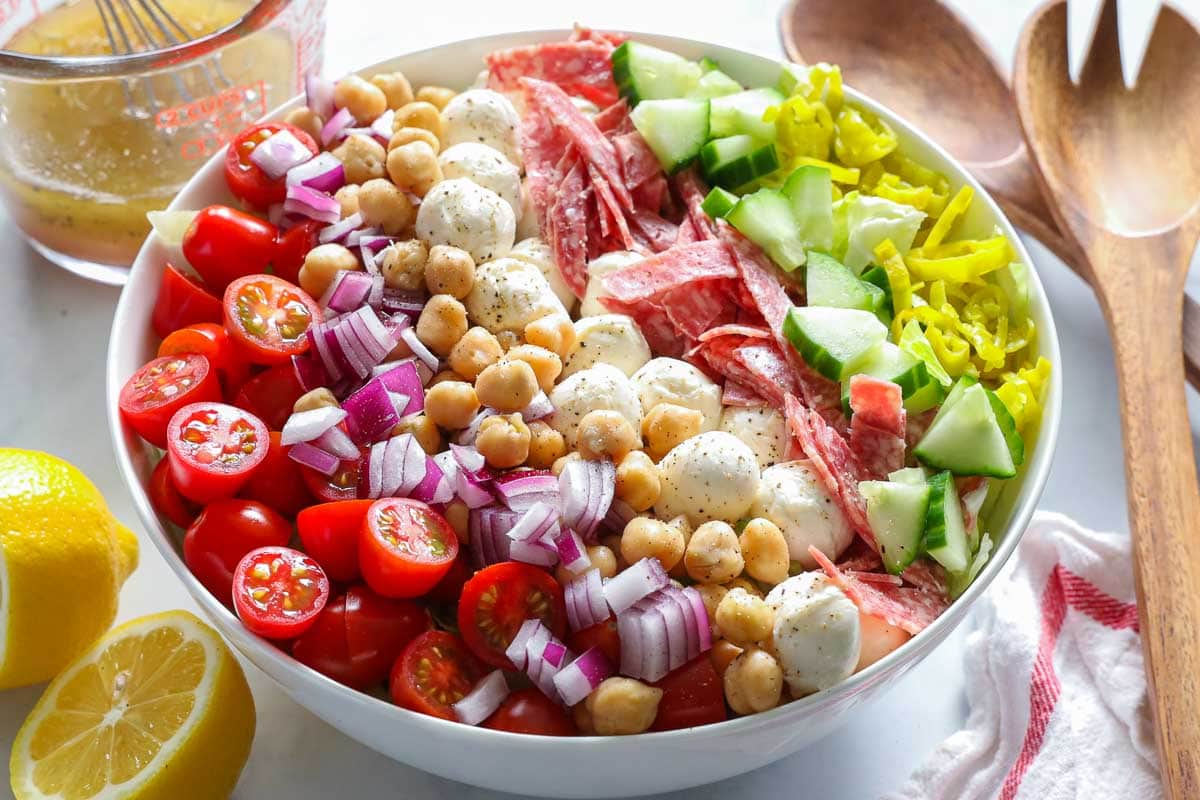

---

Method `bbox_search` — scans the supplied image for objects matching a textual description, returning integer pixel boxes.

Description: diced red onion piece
[286,151,345,193]
[368,273,385,308]
[320,106,355,146]
[291,353,328,393]
[617,606,643,678]
[601,498,638,535]
[520,391,554,421]
[505,501,559,544]
[381,288,426,315]
[378,434,406,497]
[306,74,335,119]
[359,234,397,253]
[585,567,608,625]
[366,440,387,498]
[505,619,543,670]
[321,270,373,313]
[682,586,712,653]
[493,470,559,511]
[284,184,340,225]
[583,459,617,542]
[376,361,424,415]
[288,441,340,475]
[553,647,614,706]
[307,325,343,382]
[312,425,359,460]
[322,326,355,378]
[280,406,347,446]
[453,670,510,726]
[398,435,428,496]
[603,557,668,615]
[369,109,396,144]
[343,377,400,443]
[542,640,567,669]
[649,593,687,673]
[250,129,313,180]
[558,459,592,534]
[346,308,389,363]
[636,602,671,682]
[509,537,557,567]
[524,625,551,683]
[400,327,439,373]
[333,322,370,378]
[388,392,410,417]
[409,455,447,503]
[564,576,583,632]
[553,526,590,573]
[450,443,486,475]
[346,227,381,247]
[454,408,498,446]
[319,211,365,244]
[665,587,701,661]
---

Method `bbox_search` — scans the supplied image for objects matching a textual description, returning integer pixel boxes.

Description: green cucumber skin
[783,307,887,381]
[630,98,710,173]
[861,479,931,575]
[701,187,740,219]
[727,189,807,272]
[700,137,780,190]
[612,42,702,105]
[914,384,1019,479]
[923,471,969,573]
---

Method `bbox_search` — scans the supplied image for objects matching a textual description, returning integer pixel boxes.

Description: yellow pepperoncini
[924,185,974,249]
[834,105,898,167]
[874,239,913,313]
[792,156,859,185]
[905,235,1013,282]
[995,357,1052,434]
[765,94,835,162]
[789,62,844,112]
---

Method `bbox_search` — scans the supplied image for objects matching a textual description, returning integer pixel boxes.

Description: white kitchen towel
[885,511,1161,800]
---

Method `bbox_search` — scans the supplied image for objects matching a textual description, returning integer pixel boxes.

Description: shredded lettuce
[833,192,926,273]
[948,532,993,598]
[899,318,954,387]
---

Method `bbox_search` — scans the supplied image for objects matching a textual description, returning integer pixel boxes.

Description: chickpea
[724,577,765,599]
[416,85,457,110]
[642,403,704,461]
[444,500,469,542]
[388,126,440,153]
[356,179,416,235]
[709,639,744,679]
[392,101,444,141]
[739,518,790,586]
[424,381,480,430]
[620,517,685,572]
[715,588,774,646]
[524,315,577,360]
[551,451,582,477]
[416,294,469,357]
[391,413,442,455]
[475,359,539,413]
[694,583,728,638]
[379,239,429,291]
[666,515,694,579]
[599,533,629,572]
[293,387,338,413]
[685,521,745,584]
[284,106,323,141]
[332,134,387,184]
[554,544,617,584]
[299,244,359,297]
[448,326,503,381]
[724,648,783,715]
[585,677,662,736]
[334,184,361,218]
[371,71,414,110]
[615,451,660,512]
[334,74,388,123]
[476,414,530,469]
[526,421,566,469]
[495,330,523,351]
[572,702,595,735]
[386,140,442,197]
[424,245,475,299]
[576,410,640,462]
[505,344,560,393]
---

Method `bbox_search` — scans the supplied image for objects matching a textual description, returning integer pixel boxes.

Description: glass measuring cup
[0,0,326,284]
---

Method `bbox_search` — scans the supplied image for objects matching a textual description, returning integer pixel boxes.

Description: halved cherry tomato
[224,274,321,365]
[233,546,329,639]
[152,263,223,340]
[457,562,567,669]
[484,688,577,736]
[183,498,292,601]
[158,322,251,392]
[296,499,372,582]
[360,499,458,598]
[567,618,620,667]
[182,205,282,292]
[224,122,318,210]
[300,455,362,502]
[649,656,727,732]
[239,431,313,518]
[426,550,472,605]
[166,401,269,504]
[232,362,306,431]
[147,456,201,529]
[390,630,486,721]
[119,354,222,448]
[273,219,323,285]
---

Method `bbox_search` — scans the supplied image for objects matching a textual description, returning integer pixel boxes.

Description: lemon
[11,610,256,800]
[0,448,140,689]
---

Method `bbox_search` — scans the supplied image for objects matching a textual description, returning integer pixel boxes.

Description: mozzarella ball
[509,237,575,311]
[437,142,521,220]
[654,431,760,524]
[580,250,644,318]
[719,406,791,469]
[750,461,853,568]
[766,572,862,696]
[415,178,515,264]
[631,358,722,432]
[562,314,652,379]
[548,363,643,448]
[515,184,541,241]
[441,89,522,166]
[856,610,911,672]
[465,256,569,334]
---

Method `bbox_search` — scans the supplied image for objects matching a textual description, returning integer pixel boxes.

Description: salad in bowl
[109,26,1059,796]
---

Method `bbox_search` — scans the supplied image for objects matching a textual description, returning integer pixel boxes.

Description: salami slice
[809,547,947,635]
[905,407,938,451]
[848,375,907,479]
[547,157,591,298]
[588,162,633,248]
[697,324,772,343]
[632,175,669,214]
[661,279,736,341]
[488,41,620,108]
[674,167,716,240]
[602,240,738,303]
[613,132,664,191]
[595,100,634,135]
[716,220,793,333]
[722,380,767,407]
[570,26,629,47]
[958,476,989,534]
[901,559,949,596]
[520,102,571,228]
[627,208,680,254]
[729,342,802,408]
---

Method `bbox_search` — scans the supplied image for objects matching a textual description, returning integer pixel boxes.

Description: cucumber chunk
[923,471,970,573]
[782,166,834,252]
[778,62,809,96]
[839,341,935,416]
[630,98,711,173]
[915,383,1023,478]
[727,188,807,272]
[783,306,888,381]
[903,379,946,415]
[689,68,743,99]
[700,135,780,190]
[806,251,884,312]
[888,467,930,485]
[710,88,784,140]
[860,264,893,323]
[700,56,721,73]
[613,42,702,104]
[861,478,931,575]
[930,374,978,427]
[701,186,740,219]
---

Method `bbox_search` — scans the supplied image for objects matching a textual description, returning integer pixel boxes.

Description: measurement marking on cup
[155,80,270,160]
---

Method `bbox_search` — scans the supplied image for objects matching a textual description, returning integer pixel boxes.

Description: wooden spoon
[1015,1,1200,794]
[779,0,1200,388]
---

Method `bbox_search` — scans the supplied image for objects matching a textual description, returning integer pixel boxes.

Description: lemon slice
[10,611,255,800]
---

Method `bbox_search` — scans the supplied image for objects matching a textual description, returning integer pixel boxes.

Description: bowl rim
[106,27,1063,751]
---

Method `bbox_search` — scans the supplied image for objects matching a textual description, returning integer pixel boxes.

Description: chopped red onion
[333,322,371,378]
[665,587,701,662]
[320,106,355,146]
[321,326,355,378]
[376,361,424,415]
[318,211,364,244]
[635,601,670,682]
[307,325,343,382]
[367,273,385,308]
[343,377,400,443]
[346,308,389,362]
[359,234,397,253]
[509,537,558,568]
[450,443,487,475]
[410,455,450,504]
[280,406,347,446]
[617,606,643,678]
[291,353,329,393]
[553,647,614,706]
[565,575,584,632]
[250,129,313,180]
[379,433,425,497]
[470,506,515,566]
[682,586,712,652]
[381,288,426,316]
[370,109,396,144]
[542,640,568,669]
[320,270,373,312]
[647,593,687,673]
[453,670,510,726]
[505,619,543,670]
[564,568,609,632]
[524,625,551,683]
[585,567,608,625]
[601,498,638,535]
[284,184,340,225]
[454,408,498,446]
[312,425,359,460]
[365,440,387,498]
[400,327,439,373]
[286,152,345,193]
[289,441,339,476]
[505,502,559,544]
[493,470,559,512]
[520,392,554,421]
[603,557,668,615]
[346,227,381,247]
[560,458,620,541]
[587,459,617,542]
[306,74,335,119]
[553,527,590,573]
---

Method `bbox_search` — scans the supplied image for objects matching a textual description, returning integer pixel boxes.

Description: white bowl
[107,29,1062,798]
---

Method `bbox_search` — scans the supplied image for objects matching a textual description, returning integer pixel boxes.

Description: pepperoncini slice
[924,185,974,249]
[905,235,1012,282]
[767,94,835,161]
[874,239,913,313]
[791,156,859,185]
[834,106,898,167]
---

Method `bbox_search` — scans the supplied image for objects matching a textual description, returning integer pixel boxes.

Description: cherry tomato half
[158,322,251,393]
[183,498,292,601]
[457,562,568,669]
[360,499,458,599]
[390,630,486,721]
[182,205,283,293]
[119,353,222,448]
[300,455,362,503]
[166,401,269,504]
[296,499,373,583]
[484,688,577,736]
[224,122,318,210]
[232,362,306,431]
[224,274,321,366]
[649,656,727,732]
[567,618,620,668]
[152,264,223,340]
[233,546,330,639]
[239,431,313,518]
[147,456,201,529]
[292,586,431,689]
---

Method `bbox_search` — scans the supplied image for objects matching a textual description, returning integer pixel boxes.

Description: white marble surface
[2,1,1198,797]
